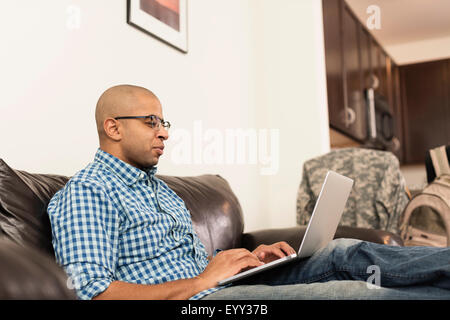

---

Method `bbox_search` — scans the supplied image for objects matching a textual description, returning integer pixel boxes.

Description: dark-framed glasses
[114,115,171,130]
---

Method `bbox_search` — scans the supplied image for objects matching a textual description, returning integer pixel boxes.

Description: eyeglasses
[114,115,171,130]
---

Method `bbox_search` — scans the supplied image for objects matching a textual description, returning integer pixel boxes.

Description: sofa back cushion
[0,159,69,255]
[159,175,244,255]
[0,159,244,257]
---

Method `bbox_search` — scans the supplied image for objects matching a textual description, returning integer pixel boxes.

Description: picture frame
[127,0,188,53]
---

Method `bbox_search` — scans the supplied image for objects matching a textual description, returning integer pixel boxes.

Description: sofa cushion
[0,237,76,299]
[0,159,69,256]
[0,159,244,258]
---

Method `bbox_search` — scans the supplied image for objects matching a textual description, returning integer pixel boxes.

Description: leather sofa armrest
[334,226,404,247]
[241,225,404,252]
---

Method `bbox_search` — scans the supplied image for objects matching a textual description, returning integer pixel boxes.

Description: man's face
[117,96,169,169]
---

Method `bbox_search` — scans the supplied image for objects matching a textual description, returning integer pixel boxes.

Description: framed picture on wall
[127,0,188,53]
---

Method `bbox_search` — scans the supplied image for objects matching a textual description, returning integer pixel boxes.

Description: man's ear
[103,118,122,141]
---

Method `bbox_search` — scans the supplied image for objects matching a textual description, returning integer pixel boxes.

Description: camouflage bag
[297,148,409,234]
[399,145,450,247]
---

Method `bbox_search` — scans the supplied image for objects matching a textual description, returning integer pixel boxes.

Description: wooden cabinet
[341,5,366,141]
[400,59,450,164]
[378,48,389,100]
[323,0,367,142]
[324,0,448,164]
[323,0,344,136]
[359,28,372,90]
[391,59,404,163]
[324,0,404,160]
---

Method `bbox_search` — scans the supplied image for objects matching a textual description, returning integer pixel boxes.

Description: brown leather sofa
[0,158,403,299]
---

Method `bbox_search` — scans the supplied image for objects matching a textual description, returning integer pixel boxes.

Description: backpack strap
[429,145,450,178]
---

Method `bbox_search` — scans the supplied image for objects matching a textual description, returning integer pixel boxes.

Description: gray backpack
[400,146,450,247]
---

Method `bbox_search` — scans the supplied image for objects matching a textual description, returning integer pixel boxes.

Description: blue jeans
[202,239,450,299]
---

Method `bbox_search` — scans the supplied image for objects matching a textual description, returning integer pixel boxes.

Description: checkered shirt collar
[94,148,157,186]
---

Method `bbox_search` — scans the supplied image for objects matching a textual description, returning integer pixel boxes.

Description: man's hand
[196,242,295,290]
[252,241,296,263]
[197,249,264,288]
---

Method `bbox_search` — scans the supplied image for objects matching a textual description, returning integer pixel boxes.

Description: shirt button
[150,193,155,197]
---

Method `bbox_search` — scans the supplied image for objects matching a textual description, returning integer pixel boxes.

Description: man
[48,85,450,300]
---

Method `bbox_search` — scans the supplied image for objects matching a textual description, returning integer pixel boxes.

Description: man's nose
[158,127,169,140]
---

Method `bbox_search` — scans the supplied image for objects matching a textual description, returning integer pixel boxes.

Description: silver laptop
[218,170,354,286]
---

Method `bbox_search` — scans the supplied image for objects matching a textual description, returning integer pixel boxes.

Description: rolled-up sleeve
[48,179,120,300]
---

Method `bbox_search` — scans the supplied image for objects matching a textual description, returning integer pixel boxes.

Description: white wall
[0,0,329,232]
[251,0,330,228]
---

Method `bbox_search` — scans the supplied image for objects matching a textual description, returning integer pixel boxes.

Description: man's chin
[144,155,161,168]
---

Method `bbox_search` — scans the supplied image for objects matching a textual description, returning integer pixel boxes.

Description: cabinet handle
[370,74,380,90]
[390,137,401,152]
[345,107,356,126]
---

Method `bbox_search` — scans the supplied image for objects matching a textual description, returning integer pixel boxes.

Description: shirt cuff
[78,278,112,300]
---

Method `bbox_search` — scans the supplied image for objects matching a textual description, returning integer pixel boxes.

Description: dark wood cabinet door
[323,0,345,134]
[341,4,366,140]
[400,59,450,163]
[359,28,372,90]
[370,39,385,96]
[378,49,388,100]
[391,62,405,163]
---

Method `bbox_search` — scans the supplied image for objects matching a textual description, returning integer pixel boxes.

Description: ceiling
[345,0,450,46]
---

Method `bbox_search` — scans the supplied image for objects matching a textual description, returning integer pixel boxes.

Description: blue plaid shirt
[47,148,223,300]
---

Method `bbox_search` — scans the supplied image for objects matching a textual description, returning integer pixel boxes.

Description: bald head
[95,84,159,140]
[94,84,168,169]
